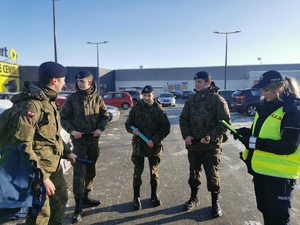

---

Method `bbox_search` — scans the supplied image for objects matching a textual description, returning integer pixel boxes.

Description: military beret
[38,61,68,78]
[75,70,93,79]
[194,71,211,80]
[142,85,154,94]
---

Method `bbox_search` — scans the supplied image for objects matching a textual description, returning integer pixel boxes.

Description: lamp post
[52,0,58,62]
[257,57,262,65]
[213,31,241,90]
[86,41,108,94]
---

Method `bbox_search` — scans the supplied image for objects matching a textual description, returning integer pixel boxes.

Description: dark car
[231,88,262,116]
[124,90,142,104]
[218,90,235,109]
[170,90,182,99]
[181,90,194,99]
[0,92,19,100]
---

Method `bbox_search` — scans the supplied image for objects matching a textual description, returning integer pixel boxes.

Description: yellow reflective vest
[242,107,300,179]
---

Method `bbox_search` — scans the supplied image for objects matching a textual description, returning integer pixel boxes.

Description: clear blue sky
[2,0,300,69]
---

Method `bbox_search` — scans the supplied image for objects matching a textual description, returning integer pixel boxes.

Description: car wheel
[108,112,112,121]
[122,103,130,110]
[246,105,257,116]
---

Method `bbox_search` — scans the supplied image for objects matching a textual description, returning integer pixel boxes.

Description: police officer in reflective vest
[233,70,300,225]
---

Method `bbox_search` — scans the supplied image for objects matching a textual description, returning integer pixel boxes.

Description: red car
[102,92,133,110]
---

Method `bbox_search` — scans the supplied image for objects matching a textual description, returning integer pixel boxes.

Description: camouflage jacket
[60,82,109,138]
[6,81,70,179]
[179,86,231,146]
[125,100,170,156]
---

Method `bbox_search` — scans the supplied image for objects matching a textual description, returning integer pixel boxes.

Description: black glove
[230,127,251,140]
[239,136,257,150]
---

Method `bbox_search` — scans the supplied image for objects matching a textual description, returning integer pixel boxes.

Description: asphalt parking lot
[3,98,300,225]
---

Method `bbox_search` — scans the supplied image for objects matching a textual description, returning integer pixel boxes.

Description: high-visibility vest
[242,107,300,179]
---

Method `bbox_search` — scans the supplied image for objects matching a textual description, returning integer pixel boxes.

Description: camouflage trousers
[72,139,100,198]
[26,165,68,225]
[187,146,222,193]
[131,151,162,187]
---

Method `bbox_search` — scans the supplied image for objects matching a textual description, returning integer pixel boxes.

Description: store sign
[0,62,19,76]
[0,47,18,61]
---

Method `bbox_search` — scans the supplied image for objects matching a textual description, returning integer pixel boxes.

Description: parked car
[218,90,235,109]
[102,92,133,110]
[170,90,182,99]
[181,90,194,99]
[55,96,120,122]
[123,90,142,104]
[106,105,120,123]
[0,92,19,100]
[231,88,262,116]
[157,92,176,107]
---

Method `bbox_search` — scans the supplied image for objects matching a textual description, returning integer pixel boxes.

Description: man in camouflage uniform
[4,61,77,225]
[125,85,170,210]
[60,70,109,224]
[179,71,230,218]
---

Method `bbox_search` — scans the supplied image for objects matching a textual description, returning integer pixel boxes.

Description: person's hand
[185,136,193,145]
[231,127,251,140]
[200,135,210,144]
[93,129,102,137]
[71,130,83,139]
[239,136,257,150]
[147,140,154,148]
[43,178,56,196]
[132,128,139,136]
[67,153,77,163]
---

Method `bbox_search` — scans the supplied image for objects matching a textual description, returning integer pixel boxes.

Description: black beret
[38,61,67,78]
[142,85,154,94]
[194,71,211,80]
[75,70,93,79]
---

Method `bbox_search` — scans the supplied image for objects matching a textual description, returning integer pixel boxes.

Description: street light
[257,57,262,65]
[214,31,241,90]
[52,0,58,62]
[86,41,108,94]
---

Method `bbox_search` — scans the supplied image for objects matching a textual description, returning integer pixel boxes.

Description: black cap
[38,61,67,78]
[75,70,93,79]
[142,85,154,94]
[194,71,211,80]
[252,70,285,89]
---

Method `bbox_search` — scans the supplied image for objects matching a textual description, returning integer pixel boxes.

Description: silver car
[157,92,176,107]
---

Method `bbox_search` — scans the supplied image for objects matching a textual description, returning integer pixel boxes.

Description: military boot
[133,186,142,210]
[183,187,200,211]
[211,192,222,218]
[72,198,83,224]
[83,191,101,207]
[151,186,162,206]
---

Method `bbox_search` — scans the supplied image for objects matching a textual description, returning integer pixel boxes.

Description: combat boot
[183,187,200,211]
[72,198,83,224]
[151,186,162,206]
[133,186,142,210]
[211,192,222,218]
[83,191,101,207]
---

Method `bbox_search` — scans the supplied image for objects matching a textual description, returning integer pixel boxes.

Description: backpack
[0,99,45,149]
[0,144,46,221]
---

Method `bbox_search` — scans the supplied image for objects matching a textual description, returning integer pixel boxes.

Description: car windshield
[160,94,172,97]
